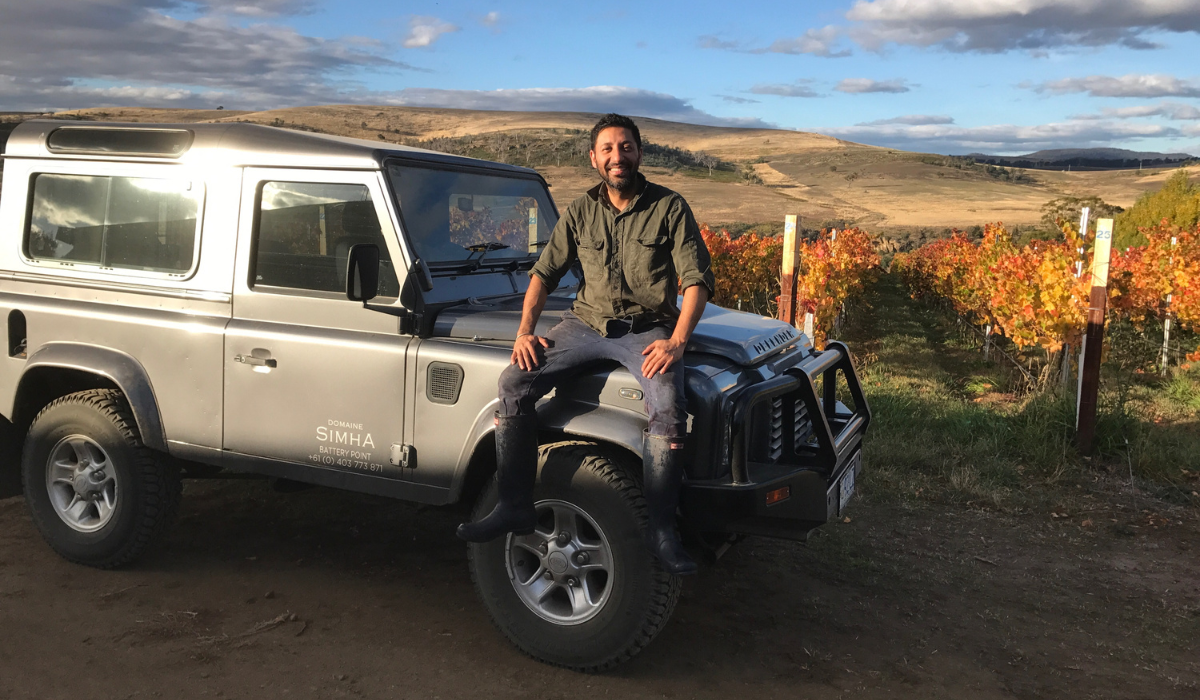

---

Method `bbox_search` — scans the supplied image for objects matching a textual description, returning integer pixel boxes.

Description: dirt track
[1,477,1197,700]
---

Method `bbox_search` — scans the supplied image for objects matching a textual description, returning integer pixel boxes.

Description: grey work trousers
[497,311,687,438]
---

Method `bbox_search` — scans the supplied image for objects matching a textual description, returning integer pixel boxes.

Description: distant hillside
[968,147,1195,171]
[2,105,1195,239]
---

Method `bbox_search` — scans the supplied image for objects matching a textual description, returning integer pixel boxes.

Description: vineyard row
[891,221,1200,364]
[700,224,881,346]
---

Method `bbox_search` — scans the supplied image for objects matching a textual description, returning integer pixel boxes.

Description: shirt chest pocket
[576,230,605,251]
[574,231,607,274]
[631,229,673,285]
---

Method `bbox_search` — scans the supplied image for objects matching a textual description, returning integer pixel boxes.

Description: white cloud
[0,0,421,111]
[822,119,1180,154]
[747,81,820,98]
[719,95,761,104]
[1151,103,1200,119]
[1070,102,1200,120]
[481,11,500,27]
[835,78,912,94]
[698,35,741,50]
[759,26,851,58]
[700,25,850,57]
[378,86,774,128]
[0,78,212,109]
[857,115,954,126]
[1035,74,1200,98]
[403,16,460,49]
[199,0,314,17]
[845,0,1200,52]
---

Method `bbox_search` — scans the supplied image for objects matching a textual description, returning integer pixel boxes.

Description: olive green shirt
[530,174,716,337]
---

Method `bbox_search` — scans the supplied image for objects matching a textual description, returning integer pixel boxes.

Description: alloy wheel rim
[505,499,615,625]
[45,435,118,533]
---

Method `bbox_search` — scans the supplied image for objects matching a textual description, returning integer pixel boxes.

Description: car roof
[3,120,541,176]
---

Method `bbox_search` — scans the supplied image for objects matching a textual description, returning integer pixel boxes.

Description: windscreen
[386,162,557,264]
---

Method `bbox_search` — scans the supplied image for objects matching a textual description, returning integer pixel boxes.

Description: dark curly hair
[589,113,642,151]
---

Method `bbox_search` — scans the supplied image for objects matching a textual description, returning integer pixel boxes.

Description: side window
[26,174,201,274]
[253,181,400,297]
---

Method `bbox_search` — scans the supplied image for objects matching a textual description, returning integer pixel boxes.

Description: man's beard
[602,162,638,194]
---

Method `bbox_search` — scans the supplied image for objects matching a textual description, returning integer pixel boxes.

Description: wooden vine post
[779,214,800,327]
[1160,235,1177,375]
[1075,218,1113,455]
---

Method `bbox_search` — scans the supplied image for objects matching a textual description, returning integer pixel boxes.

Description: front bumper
[680,341,870,541]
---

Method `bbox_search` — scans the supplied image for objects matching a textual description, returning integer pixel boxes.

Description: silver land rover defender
[0,121,870,670]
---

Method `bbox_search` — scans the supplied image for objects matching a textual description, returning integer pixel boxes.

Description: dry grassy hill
[39,106,1200,238]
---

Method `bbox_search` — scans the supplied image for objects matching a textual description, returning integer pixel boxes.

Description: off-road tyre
[22,389,181,569]
[468,441,682,672]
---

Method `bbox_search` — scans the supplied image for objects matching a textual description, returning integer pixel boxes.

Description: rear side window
[26,174,202,275]
[253,181,399,297]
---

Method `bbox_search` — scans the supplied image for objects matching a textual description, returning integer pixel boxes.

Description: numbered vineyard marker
[527,204,539,254]
[1161,236,1177,375]
[1076,218,1113,454]
[779,214,800,326]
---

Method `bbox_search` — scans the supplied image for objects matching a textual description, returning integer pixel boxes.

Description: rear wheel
[22,389,181,569]
[468,441,681,671]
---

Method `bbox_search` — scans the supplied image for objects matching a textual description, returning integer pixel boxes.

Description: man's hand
[640,285,708,379]
[641,337,685,378]
[512,334,550,370]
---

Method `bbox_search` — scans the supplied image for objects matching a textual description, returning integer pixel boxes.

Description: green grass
[1165,374,1200,410]
[839,274,1200,510]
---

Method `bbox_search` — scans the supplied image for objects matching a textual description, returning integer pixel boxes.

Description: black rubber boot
[642,432,698,575]
[457,415,539,542]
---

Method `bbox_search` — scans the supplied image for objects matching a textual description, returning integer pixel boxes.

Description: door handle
[234,354,277,368]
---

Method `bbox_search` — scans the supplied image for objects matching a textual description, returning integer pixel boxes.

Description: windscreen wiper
[422,241,550,275]
[458,242,532,273]
[465,242,510,271]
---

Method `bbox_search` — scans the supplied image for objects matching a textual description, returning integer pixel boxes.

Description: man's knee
[497,364,536,416]
[643,371,687,437]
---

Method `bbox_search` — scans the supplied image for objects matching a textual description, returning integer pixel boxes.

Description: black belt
[604,315,665,337]
[605,318,634,337]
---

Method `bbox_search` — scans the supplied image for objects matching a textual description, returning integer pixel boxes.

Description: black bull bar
[680,341,872,541]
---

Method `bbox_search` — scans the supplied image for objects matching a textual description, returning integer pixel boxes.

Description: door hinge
[397,311,423,336]
[390,443,416,469]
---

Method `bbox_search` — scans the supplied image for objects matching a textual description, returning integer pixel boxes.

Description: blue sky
[3,0,1200,155]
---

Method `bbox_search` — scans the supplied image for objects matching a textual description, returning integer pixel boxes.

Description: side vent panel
[427,362,464,405]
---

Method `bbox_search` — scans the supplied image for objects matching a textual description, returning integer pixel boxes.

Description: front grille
[767,396,815,463]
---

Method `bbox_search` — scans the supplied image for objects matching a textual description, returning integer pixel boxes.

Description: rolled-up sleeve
[668,196,716,298]
[529,205,578,290]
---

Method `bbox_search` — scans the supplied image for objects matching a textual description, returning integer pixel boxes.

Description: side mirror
[346,243,380,302]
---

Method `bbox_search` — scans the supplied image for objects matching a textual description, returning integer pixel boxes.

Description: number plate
[838,459,858,513]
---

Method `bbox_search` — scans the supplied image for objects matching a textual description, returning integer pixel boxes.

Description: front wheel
[22,389,181,569]
[468,441,681,671]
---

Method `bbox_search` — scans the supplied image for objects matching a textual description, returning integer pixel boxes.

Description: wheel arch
[12,343,167,452]
[449,397,645,507]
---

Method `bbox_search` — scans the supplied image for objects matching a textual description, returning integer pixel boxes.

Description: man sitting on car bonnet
[457,113,715,575]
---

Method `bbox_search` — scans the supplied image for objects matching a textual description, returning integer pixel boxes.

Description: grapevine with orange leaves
[894,221,1200,362]
[701,224,880,346]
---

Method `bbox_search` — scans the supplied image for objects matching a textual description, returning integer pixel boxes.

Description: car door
[223,168,414,482]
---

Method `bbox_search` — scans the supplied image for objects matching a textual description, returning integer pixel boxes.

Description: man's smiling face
[589,126,642,195]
